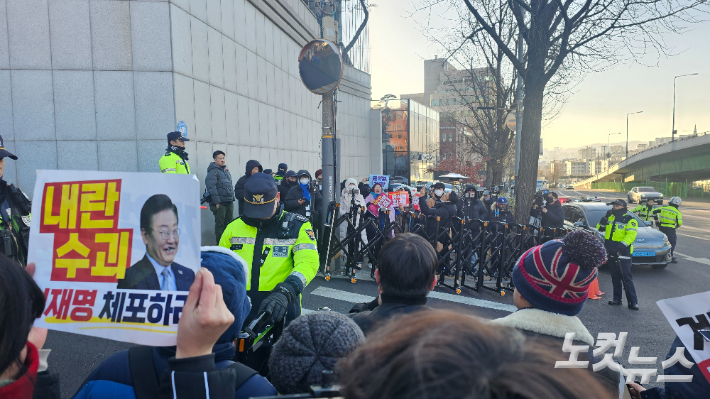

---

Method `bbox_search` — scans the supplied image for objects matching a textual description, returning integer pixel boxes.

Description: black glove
[258,277,301,323]
[349,297,379,313]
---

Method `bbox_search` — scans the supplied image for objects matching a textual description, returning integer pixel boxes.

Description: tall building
[1,0,377,243]
[403,57,493,165]
[578,146,596,160]
[564,161,590,176]
[375,99,439,184]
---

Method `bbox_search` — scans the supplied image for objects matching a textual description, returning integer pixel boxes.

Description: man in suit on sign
[117,194,194,290]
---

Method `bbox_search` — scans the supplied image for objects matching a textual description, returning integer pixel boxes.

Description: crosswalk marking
[675,252,710,266]
[309,286,516,313]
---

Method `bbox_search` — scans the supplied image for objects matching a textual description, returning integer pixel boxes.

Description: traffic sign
[177,121,187,138]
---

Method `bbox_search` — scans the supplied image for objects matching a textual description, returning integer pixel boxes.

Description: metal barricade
[319,200,577,289]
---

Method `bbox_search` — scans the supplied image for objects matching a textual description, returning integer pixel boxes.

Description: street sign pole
[321,92,335,229]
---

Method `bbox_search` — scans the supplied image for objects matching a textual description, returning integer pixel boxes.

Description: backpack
[202,170,221,205]
[128,346,257,399]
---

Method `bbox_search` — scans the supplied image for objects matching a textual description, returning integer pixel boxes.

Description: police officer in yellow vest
[653,197,682,264]
[597,199,639,310]
[631,197,655,223]
[159,131,190,174]
[0,136,31,266]
[219,172,319,326]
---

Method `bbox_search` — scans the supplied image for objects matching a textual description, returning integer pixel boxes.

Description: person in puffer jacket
[73,247,277,399]
[234,160,263,216]
[206,151,235,243]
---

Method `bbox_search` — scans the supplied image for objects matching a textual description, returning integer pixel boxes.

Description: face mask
[466,193,474,198]
[435,189,444,197]
[348,185,357,191]
[300,178,310,185]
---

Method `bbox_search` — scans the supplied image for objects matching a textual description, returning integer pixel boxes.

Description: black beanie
[268,312,365,394]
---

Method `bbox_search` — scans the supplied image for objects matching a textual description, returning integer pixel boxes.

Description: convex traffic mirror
[298,39,343,95]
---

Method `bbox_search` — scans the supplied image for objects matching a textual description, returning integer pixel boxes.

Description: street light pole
[626,111,643,158]
[672,73,699,142]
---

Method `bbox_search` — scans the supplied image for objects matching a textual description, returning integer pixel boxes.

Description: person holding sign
[220,173,319,326]
[117,195,195,291]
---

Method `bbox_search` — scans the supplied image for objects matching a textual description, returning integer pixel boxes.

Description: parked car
[565,184,574,189]
[562,203,671,269]
[390,176,409,185]
[627,187,664,204]
[580,196,601,202]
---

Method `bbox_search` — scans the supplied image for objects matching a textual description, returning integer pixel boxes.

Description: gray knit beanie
[268,312,365,394]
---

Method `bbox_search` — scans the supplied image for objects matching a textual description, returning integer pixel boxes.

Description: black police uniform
[0,138,30,266]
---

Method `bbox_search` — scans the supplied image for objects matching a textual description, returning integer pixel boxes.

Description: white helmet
[669,197,682,206]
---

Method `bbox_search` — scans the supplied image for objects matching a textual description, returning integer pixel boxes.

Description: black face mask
[170,145,188,160]
[242,203,282,228]
[612,207,627,216]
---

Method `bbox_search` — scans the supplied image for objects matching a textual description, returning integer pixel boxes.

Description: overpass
[576,133,710,187]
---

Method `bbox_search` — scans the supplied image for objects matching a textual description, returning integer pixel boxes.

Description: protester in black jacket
[417,188,457,242]
[530,192,564,228]
[234,160,262,216]
[349,233,437,335]
[284,170,322,220]
[278,170,297,200]
[458,185,488,223]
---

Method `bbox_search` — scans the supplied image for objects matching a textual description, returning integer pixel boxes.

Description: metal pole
[321,93,335,230]
[626,114,629,159]
[672,77,676,143]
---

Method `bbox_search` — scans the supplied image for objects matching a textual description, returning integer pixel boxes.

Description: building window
[443,153,447,160]
[449,133,453,142]
[433,99,439,106]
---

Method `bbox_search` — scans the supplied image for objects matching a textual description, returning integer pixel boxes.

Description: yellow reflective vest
[159,151,190,174]
[597,212,638,252]
[653,206,682,228]
[218,210,319,293]
[631,204,654,222]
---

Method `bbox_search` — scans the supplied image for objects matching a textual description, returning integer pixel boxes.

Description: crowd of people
[0,131,699,399]
[5,230,707,399]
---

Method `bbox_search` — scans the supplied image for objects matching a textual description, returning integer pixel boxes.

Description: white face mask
[348,185,357,191]
[300,178,310,185]
[434,189,444,197]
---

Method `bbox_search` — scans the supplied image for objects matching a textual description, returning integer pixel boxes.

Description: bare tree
[417,0,706,222]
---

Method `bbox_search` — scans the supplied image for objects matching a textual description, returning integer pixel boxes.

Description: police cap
[167,131,189,142]
[243,173,278,218]
[0,135,18,160]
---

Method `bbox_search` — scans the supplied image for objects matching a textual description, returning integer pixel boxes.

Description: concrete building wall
[1,0,375,245]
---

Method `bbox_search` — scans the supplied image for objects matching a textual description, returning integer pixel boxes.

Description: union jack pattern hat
[512,230,606,316]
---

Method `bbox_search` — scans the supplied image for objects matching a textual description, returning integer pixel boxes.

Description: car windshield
[638,187,655,192]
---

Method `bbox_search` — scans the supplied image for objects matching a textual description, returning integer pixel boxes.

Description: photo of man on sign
[117,194,194,291]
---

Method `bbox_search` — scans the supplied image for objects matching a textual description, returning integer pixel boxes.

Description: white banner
[657,291,710,383]
[29,170,201,346]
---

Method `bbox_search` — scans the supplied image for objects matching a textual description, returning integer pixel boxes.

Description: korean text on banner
[413,194,421,211]
[657,291,710,383]
[374,193,393,209]
[29,170,201,346]
[369,175,389,189]
[389,192,409,207]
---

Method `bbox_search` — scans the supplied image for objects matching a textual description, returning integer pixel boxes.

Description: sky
[368,1,710,150]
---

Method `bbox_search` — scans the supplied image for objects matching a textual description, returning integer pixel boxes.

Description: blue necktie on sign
[161,268,172,291]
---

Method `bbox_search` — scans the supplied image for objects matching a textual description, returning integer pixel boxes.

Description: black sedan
[562,203,672,268]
